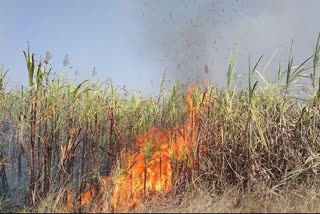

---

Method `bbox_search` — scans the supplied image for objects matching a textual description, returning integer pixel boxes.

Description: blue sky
[1,0,320,92]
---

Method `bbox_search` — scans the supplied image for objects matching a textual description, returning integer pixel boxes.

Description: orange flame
[66,188,72,212]
[110,85,207,211]
[67,86,210,212]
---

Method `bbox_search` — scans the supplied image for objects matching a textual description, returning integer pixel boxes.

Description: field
[1,34,320,213]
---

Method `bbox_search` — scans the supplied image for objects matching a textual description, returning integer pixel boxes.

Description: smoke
[137,0,320,88]
[137,0,228,84]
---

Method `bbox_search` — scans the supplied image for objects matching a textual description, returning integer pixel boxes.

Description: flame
[66,86,210,212]
[65,187,74,213]
[81,187,96,206]
[110,85,207,211]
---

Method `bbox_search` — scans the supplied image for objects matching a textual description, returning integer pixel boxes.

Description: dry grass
[15,183,320,213]
[136,184,320,213]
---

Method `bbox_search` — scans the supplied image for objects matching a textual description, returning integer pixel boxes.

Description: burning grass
[108,86,208,212]
[62,85,209,212]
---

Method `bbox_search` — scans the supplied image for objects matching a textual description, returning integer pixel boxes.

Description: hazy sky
[1,0,320,92]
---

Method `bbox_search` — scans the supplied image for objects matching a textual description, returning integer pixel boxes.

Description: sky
[1,0,320,93]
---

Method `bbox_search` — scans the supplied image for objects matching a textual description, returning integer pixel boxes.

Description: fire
[66,86,210,212]
[110,86,206,211]
[81,187,96,206]
[65,177,110,212]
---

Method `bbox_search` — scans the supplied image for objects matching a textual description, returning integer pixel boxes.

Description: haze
[0,0,319,92]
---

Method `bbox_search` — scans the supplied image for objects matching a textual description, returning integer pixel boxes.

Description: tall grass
[0,34,320,212]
